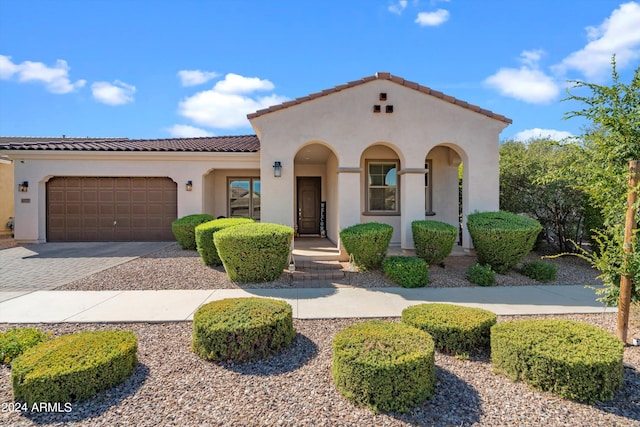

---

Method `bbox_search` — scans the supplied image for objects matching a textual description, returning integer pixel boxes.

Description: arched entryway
[293,142,339,242]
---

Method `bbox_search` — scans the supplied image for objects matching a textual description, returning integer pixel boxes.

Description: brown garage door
[47,177,177,242]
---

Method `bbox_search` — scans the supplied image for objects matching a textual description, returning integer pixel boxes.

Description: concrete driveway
[0,242,173,302]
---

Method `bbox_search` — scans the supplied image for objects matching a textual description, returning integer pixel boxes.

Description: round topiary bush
[214,223,294,282]
[332,320,435,413]
[339,222,393,270]
[192,297,296,362]
[195,217,255,266]
[11,330,138,406]
[520,261,558,283]
[467,211,542,273]
[382,256,429,288]
[402,303,496,355]
[1,327,50,364]
[411,220,458,264]
[491,319,624,403]
[171,213,215,250]
[466,263,496,287]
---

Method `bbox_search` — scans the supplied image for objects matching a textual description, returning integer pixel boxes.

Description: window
[367,161,398,213]
[228,178,260,220]
[425,160,434,215]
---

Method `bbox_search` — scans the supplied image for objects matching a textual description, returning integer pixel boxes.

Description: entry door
[297,177,321,234]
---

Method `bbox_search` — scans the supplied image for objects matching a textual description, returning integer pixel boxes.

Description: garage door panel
[47,177,177,242]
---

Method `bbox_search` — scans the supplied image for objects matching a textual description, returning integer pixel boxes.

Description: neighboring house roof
[0,135,260,153]
[248,71,512,124]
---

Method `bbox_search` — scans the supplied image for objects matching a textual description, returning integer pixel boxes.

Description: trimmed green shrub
[172,214,215,250]
[195,217,254,266]
[467,211,542,273]
[491,320,624,403]
[340,223,393,270]
[467,263,496,287]
[12,330,138,406]
[402,303,496,355]
[382,256,429,288]
[192,297,296,362]
[1,328,50,364]
[214,223,293,282]
[332,320,435,413]
[521,261,558,283]
[411,220,457,264]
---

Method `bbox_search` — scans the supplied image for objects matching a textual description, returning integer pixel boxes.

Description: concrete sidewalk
[0,285,614,323]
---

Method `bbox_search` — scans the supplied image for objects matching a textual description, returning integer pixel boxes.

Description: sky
[0,0,639,142]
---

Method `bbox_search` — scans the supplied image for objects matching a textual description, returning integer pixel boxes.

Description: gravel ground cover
[0,314,638,426]
[57,243,602,291]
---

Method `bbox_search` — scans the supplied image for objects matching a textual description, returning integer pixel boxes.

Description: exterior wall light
[186,180,193,191]
[18,181,29,192]
[273,161,282,178]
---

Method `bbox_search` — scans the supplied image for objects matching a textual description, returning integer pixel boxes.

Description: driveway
[0,242,173,302]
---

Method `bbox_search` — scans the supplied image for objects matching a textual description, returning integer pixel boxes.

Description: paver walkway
[0,242,173,302]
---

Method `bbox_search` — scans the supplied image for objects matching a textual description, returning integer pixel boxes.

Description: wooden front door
[297,177,321,234]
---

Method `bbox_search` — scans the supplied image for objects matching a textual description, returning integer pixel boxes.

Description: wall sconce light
[186,180,193,191]
[273,161,282,178]
[18,181,29,192]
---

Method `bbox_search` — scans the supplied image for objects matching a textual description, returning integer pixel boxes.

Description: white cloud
[513,128,575,142]
[177,69,219,87]
[388,0,408,15]
[91,80,136,105]
[177,73,287,129]
[0,54,85,94]
[166,124,213,137]
[213,73,275,94]
[415,9,450,26]
[553,1,640,80]
[484,50,560,104]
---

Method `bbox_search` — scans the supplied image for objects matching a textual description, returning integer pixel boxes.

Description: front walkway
[0,285,614,323]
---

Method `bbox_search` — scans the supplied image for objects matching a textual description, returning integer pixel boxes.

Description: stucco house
[0,72,511,252]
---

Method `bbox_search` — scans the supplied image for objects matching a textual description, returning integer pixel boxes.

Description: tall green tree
[500,139,586,253]
[562,58,640,303]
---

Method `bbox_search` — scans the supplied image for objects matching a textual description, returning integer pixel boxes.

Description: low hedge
[520,261,558,283]
[467,263,496,287]
[491,320,624,403]
[195,218,255,266]
[192,297,296,362]
[1,328,50,364]
[402,303,496,355]
[467,211,542,273]
[332,320,435,413]
[171,214,215,250]
[340,223,393,270]
[11,330,138,406]
[214,223,293,282]
[412,220,457,264]
[382,256,429,288]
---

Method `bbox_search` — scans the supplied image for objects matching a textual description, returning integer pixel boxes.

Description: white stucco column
[336,168,362,246]
[399,168,427,249]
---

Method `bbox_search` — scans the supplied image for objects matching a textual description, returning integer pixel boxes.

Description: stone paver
[0,242,173,301]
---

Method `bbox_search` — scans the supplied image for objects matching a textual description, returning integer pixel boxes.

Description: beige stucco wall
[4,151,258,242]
[251,79,508,249]
[0,159,14,233]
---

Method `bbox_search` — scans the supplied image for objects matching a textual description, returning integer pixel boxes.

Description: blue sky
[0,0,638,142]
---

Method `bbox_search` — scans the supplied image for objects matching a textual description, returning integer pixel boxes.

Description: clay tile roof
[247,72,512,124]
[0,135,260,152]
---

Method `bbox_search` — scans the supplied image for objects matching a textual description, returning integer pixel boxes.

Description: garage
[47,177,177,242]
